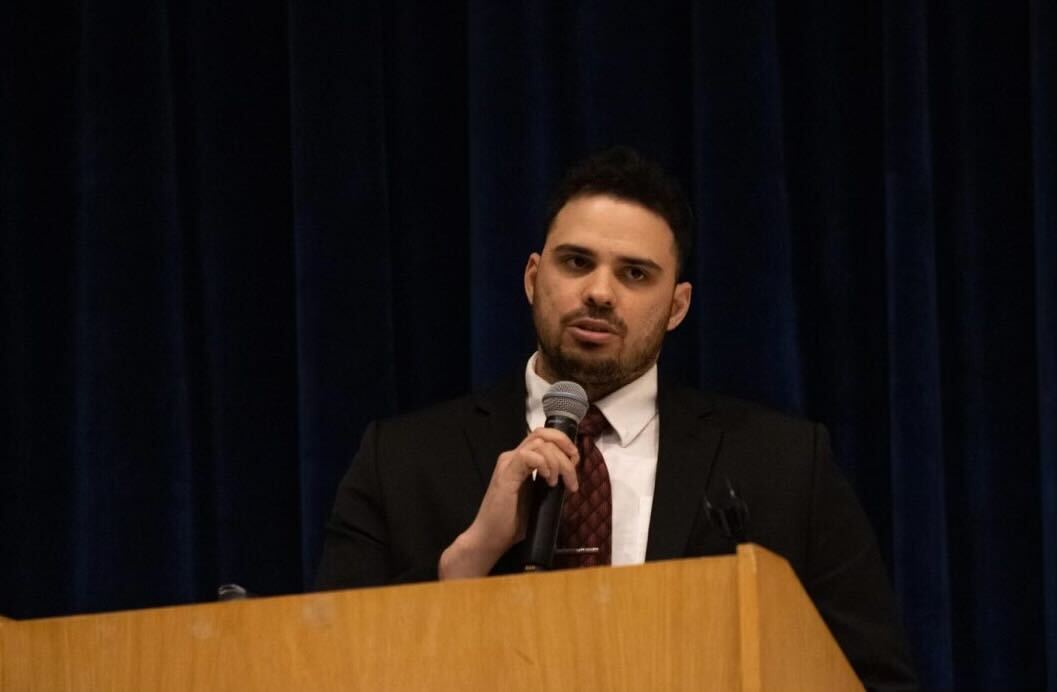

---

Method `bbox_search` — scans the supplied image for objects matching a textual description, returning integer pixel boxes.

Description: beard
[532,302,670,394]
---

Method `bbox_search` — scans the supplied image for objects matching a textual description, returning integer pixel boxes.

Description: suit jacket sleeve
[315,421,440,590]
[804,424,919,692]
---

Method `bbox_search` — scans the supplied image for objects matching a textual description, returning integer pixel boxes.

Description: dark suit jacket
[317,375,919,691]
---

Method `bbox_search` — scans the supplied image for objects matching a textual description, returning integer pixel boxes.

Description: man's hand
[438,428,580,579]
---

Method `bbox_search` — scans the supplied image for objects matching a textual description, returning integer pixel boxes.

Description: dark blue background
[2,2,1054,690]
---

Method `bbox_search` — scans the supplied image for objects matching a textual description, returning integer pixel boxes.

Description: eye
[624,266,649,282]
[562,254,591,270]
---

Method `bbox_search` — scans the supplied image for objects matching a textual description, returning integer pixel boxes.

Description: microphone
[523,380,589,571]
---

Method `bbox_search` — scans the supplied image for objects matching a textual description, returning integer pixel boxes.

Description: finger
[497,449,537,486]
[519,450,555,484]
[539,442,579,493]
[519,435,577,469]
[494,450,519,479]
[525,427,580,461]
[527,448,566,487]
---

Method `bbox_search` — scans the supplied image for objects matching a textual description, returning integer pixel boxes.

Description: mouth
[566,318,619,345]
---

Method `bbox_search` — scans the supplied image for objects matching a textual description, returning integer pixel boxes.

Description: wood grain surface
[2,547,861,691]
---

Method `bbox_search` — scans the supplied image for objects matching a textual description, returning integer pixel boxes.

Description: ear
[666,282,692,331]
[524,253,541,305]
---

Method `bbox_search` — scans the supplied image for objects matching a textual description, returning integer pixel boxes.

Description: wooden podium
[1,544,863,691]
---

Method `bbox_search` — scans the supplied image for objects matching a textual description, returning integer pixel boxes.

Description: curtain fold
[690,1,804,412]
[881,1,953,686]
[2,2,1054,689]
[71,0,196,610]
[1031,0,1057,686]
[287,0,398,589]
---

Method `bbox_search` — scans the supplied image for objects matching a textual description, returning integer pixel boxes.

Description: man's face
[524,194,692,397]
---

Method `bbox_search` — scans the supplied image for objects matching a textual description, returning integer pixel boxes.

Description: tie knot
[578,405,608,440]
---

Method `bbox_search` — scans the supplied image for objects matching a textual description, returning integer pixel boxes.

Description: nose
[582,269,616,308]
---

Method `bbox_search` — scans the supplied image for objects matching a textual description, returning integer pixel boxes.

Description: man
[317,147,918,690]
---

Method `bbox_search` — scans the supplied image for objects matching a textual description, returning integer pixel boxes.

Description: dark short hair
[543,146,693,276]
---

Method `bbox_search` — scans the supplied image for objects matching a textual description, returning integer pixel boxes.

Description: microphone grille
[542,381,589,423]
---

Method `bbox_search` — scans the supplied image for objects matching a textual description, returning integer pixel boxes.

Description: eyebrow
[552,243,664,273]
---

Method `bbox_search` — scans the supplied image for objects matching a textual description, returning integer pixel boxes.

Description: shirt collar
[524,352,658,447]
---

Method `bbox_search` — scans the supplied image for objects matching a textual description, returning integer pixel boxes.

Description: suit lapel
[645,381,723,561]
[464,374,529,488]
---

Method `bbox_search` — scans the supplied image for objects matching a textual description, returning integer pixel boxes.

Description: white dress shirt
[524,352,659,565]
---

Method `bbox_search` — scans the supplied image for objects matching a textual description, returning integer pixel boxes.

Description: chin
[555,353,622,384]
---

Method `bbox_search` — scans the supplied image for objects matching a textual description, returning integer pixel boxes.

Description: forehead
[545,195,678,269]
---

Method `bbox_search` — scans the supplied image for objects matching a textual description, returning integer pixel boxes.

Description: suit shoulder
[369,374,522,437]
[371,392,481,436]
[668,384,822,439]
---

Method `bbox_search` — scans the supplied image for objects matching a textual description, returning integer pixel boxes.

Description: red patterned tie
[555,406,611,568]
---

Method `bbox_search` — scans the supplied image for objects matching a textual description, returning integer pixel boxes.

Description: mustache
[561,307,627,335]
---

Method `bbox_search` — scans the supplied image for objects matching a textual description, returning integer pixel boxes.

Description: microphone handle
[523,415,579,571]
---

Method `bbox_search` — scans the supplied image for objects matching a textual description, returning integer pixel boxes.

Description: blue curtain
[2,2,1054,689]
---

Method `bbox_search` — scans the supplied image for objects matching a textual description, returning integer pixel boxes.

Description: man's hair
[543,146,694,276]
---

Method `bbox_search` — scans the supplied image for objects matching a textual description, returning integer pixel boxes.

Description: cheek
[628,300,671,339]
[535,275,575,311]
[532,282,566,327]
